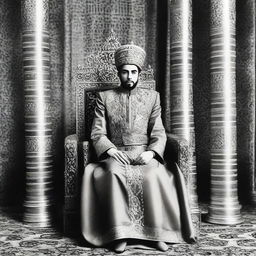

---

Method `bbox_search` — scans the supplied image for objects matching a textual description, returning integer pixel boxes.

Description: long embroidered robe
[81,86,196,246]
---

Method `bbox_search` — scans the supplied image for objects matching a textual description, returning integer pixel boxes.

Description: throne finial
[102,30,121,52]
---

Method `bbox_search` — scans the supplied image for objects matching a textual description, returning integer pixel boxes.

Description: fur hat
[114,44,146,70]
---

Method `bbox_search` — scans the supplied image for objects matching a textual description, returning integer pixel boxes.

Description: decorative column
[22,0,54,227]
[169,0,198,212]
[206,0,242,224]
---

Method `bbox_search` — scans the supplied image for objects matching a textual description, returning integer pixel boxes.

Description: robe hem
[83,224,185,247]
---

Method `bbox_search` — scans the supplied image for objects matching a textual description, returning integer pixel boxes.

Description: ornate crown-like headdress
[114,44,146,70]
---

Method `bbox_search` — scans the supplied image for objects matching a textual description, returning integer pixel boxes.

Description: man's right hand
[107,148,130,165]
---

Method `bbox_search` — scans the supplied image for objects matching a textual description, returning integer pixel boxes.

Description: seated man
[81,44,196,253]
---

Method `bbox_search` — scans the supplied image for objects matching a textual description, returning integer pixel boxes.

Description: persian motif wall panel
[0,0,24,205]
[64,0,150,135]
[49,0,65,201]
[236,0,255,203]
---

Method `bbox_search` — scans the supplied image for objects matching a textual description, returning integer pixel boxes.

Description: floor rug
[0,205,256,255]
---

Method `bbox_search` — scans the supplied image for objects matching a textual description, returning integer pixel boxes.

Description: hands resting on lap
[136,151,155,165]
[107,148,130,165]
[107,148,155,165]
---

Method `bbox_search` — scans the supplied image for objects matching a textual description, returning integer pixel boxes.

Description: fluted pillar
[22,0,54,227]
[169,0,198,211]
[206,0,242,224]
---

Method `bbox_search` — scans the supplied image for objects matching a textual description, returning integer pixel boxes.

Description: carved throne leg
[64,135,79,234]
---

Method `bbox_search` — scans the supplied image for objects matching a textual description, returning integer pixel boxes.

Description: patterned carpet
[0,205,256,255]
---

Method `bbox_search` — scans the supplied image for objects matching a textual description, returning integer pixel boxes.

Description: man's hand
[136,151,155,165]
[107,148,130,165]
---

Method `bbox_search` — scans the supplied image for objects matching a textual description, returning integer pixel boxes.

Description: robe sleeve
[91,92,117,159]
[147,92,167,163]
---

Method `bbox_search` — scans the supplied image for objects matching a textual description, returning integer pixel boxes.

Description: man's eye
[132,71,137,74]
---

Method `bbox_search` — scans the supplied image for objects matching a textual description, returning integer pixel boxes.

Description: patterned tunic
[81,86,195,246]
[91,86,166,160]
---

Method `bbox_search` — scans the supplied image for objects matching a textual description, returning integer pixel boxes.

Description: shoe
[156,241,168,252]
[113,240,127,253]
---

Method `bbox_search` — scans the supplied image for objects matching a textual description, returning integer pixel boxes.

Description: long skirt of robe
[81,145,196,246]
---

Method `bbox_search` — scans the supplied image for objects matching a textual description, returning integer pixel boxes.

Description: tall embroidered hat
[114,44,146,70]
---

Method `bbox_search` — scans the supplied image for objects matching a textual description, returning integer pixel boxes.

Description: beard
[121,80,139,90]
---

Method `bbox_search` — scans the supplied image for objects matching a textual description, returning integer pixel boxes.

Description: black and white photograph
[0,0,255,255]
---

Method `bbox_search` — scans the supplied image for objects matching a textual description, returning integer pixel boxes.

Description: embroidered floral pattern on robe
[126,164,144,227]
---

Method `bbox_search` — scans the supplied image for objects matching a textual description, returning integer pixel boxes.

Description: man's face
[118,64,139,89]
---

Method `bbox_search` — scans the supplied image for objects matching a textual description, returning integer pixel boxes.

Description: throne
[64,35,200,235]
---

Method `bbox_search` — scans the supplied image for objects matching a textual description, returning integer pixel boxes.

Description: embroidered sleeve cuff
[147,147,165,164]
[93,136,117,159]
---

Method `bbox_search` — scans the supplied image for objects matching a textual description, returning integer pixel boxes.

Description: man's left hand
[136,151,155,165]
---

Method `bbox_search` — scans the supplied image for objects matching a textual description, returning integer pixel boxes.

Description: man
[81,44,196,253]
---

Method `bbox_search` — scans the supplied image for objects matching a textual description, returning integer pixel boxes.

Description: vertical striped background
[22,0,53,227]
[170,0,198,211]
[207,0,242,224]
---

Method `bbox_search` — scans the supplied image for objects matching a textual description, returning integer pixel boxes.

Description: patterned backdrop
[0,0,255,207]
[0,0,25,205]
[48,0,65,205]
[236,0,255,203]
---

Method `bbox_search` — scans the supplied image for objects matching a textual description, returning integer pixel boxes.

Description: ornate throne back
[75,38,156,145]
[64,35,156,233]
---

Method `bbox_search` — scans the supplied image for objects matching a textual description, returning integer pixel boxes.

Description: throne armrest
[165,134,200,237]
[82,140,90,169]
[64,134,79,210]
[165,133,191,184]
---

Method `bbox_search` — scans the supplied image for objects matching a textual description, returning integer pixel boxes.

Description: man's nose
[128,72,132,79]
